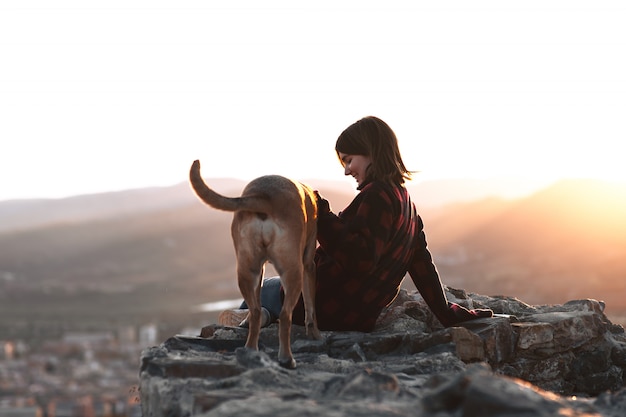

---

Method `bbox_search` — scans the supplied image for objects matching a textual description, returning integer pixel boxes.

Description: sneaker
[218,309,249,327]
[218,308,272,328]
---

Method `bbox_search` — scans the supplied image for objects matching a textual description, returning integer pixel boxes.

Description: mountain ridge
[0,176,552,233]
[1,177,625,325]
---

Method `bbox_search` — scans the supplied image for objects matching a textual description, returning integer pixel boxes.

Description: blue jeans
[239,276,283,323]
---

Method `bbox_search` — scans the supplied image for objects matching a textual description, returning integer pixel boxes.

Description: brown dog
[189,160,321,369]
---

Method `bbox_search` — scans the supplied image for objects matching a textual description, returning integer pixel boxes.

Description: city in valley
[0,313,211,417]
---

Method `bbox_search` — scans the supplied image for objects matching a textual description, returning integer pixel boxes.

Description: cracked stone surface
[141,288,626,417]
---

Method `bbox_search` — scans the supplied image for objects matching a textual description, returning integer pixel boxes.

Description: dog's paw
[278,357,296,370]
[306,323,322,340]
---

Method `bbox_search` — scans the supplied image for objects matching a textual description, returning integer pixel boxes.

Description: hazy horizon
[0,172,572,205]
[2,174,624,320]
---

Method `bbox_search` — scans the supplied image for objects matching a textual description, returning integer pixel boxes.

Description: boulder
[140,288,626,416]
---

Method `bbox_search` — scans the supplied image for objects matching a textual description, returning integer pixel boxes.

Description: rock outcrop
[140,288,626,416]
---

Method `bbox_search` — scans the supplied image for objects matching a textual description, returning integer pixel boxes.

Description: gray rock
[140,288,626,416]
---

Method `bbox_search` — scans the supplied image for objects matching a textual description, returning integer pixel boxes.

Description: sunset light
[2,3,626,413]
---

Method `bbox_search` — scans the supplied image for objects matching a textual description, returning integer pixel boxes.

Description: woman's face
[338,152,372,186]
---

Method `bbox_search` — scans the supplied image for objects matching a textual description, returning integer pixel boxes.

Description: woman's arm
[408,216,493,327]
[315,184,395,273]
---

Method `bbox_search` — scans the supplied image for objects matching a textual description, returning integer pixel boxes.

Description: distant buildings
[138,324,157,347]
[0,322,160,417]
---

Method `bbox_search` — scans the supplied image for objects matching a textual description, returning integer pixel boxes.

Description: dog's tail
[189,160,272,213]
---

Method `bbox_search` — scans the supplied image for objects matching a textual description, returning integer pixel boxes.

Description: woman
[220,116,492,331]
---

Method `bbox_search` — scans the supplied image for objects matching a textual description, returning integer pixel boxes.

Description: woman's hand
[314,190,331,215]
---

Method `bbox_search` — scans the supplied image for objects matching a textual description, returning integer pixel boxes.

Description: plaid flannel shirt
[292,179,455,331]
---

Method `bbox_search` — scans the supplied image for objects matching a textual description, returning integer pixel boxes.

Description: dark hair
[335,116,412,185]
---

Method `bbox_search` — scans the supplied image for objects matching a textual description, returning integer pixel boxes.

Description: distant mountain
[0,179,358,323]
[0,176,546,233]
[1,176,625,325]
[406,176,549,208]
[0,178,247,233]
[424,179,626,311]
[432,178,626,257]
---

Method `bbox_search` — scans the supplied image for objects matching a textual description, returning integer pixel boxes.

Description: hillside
[1,177,625,332]
[0,179,356,331]
[0,176,536,233]
[0,178,247,233]
[424,179,626,312]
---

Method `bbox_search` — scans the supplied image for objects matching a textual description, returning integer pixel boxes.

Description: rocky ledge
[140,288,626,416]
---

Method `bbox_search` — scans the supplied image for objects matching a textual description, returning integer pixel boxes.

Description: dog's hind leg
[301,244,321,340]
[277,267,303,369]
[237,263,265,351]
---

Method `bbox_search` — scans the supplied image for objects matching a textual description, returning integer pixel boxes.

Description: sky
[1,0,625,201]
